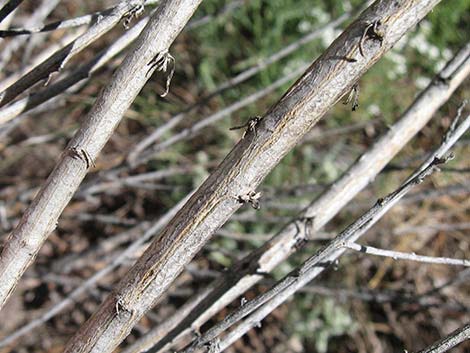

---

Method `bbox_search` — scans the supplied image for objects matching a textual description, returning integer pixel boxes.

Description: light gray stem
[61,1,442,352]
[0,0,202,311]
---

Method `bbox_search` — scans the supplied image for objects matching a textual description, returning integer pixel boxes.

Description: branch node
[122,4,145,29]
[67,147,95,169]
[359,20,383,57]
[229,116,262,139]
[147,50,176,97]
[115,298,133,317]
[237,191,262,210]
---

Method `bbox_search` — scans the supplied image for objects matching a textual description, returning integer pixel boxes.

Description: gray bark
[62,1,442,352]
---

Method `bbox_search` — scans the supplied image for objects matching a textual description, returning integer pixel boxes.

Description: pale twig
[0,0,149,108]
[299,283,468,312]
[186,0,244,29]
[127,9,354,165]
[344,242,470,267]
[0,16,150,125]
[0,0,159,37]
[136,45,470,353]
[415,323,470,353]
[0,0,203,313]
[404,99,469,184]
[189,107,469,352]
[78,166,192,197]
[0,28,85,91]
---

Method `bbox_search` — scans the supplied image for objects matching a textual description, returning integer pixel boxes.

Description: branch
[0,0,159,37]
[0,0,150,107]
[127,8,355,165]
[0,15,150,125]
[0,0,61,71]
[135,44,470,353]
[188,110,469,353]
[0,192,192,348]
[57,1,443,352]
[415,323,470,353]
[0,0,23,24]
[0,0,203,310]
[344,242,470,267]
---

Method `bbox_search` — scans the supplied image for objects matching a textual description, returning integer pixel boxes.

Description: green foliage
[287,295,356,353]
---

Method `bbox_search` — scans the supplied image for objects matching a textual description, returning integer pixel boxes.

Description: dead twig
[344,242,470,267]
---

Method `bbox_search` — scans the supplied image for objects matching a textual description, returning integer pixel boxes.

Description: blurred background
[0,0,469,352]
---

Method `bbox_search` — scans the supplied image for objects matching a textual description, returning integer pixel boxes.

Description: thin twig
[0,0,160,37]
[0,16,150,125]
[344,242,470,267]
[415,323,470,353]
[186,0,244,29]
[0,0,149,108]
[0,0,61,71]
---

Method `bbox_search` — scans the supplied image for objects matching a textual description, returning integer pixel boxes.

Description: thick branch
[0,0,202,310]
[60,1,442,352]
[137,44,470,353]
